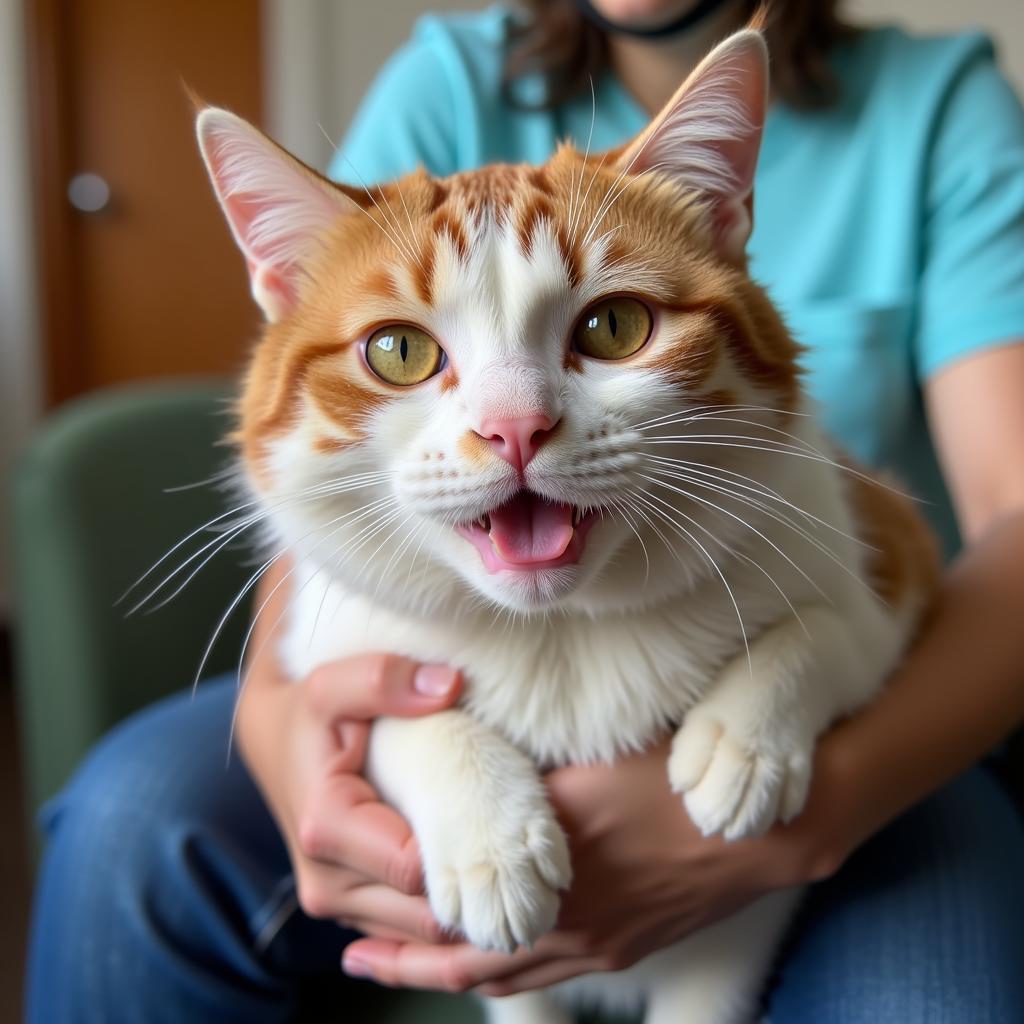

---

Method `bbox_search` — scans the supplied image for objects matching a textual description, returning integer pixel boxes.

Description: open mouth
[456,491,600,574]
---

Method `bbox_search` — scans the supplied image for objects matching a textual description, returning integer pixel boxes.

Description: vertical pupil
[400,335,409,362]
[608,308,617,337]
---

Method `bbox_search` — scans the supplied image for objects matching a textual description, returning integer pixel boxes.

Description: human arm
[787,343,1024,858]
[232,556,461,942]
[339,342,1024,993]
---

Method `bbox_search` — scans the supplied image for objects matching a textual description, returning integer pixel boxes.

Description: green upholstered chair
[11,382,250,818]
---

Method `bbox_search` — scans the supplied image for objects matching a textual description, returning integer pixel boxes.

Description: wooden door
[28,0,264,404]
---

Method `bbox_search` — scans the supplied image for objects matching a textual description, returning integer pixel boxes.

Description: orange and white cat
[197,27,937,1024]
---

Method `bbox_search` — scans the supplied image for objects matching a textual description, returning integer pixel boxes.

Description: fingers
[340,886,450,945]
[341,938,538,992]
[294,654,460,896]
[297,774,424,893]
[305,654,461,724]
[296,858,442,940]
[339,929,599,993]
[475,955,605,996]
[342,921,443,946]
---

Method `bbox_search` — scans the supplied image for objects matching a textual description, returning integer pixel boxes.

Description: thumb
[305,653,461,723]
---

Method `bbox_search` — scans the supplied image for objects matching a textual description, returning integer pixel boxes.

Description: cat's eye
[573,297,652,360]
[365,325,443,386]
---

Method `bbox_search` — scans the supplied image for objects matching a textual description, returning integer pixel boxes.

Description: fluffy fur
[197,28,938,1024]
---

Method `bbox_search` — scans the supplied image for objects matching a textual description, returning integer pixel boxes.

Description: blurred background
[0,1,1022,1019]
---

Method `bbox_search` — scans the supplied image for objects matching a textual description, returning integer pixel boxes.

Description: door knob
[67,172,111,213]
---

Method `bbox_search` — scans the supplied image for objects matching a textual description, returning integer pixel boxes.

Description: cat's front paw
[421,801,571,954]
[668,710,813,841]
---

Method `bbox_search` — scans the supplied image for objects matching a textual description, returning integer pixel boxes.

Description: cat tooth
[476,514,490,532]
[572,507,582,527]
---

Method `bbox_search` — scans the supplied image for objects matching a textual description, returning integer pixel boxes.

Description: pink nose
[477,413,559,472]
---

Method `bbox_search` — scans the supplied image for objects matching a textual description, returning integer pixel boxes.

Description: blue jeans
[26,676,1024,1023]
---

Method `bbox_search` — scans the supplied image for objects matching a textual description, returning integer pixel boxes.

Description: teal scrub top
[328,6,1024,557]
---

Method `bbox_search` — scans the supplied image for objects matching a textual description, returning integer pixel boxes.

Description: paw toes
[460,863,517,953]
[668,715,723,793]
[525,818,572,891]
[683,733,753,836]
[458,859,558,952]
[724,760,784,841]
[426,812,566,953]
[428,866,461,930]
[504,869,560,948]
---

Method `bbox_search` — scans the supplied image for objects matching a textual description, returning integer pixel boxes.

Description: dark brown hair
[504,1,854,110]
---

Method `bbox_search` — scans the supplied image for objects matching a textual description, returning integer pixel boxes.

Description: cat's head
[198,27,802,618]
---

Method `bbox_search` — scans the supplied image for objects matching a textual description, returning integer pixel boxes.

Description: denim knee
[769,767,1024,1023]
[25,679,306,1024]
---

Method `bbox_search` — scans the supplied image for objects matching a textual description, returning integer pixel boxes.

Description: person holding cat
[26,0,1024,1021]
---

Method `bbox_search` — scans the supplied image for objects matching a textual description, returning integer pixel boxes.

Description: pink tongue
[489,493,574,564]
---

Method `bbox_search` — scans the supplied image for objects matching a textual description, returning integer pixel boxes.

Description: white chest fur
[279,532,855,767]
[283,581,722,765]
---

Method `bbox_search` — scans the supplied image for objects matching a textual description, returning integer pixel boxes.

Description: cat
[196,26,938,1024]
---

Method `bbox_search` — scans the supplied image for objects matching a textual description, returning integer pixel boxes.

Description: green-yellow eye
[574,298,652,360]
[366,325,443,386]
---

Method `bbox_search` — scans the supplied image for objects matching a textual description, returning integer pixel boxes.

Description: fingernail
[342,953,373,978]
[413,663,457,698]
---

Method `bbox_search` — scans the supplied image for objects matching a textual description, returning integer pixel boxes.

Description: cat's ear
[614,29,768,261]
[196,108,359,321]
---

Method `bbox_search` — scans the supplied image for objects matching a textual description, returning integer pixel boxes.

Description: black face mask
[575,0,738,40]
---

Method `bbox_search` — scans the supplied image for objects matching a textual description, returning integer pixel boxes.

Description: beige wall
[850,0,1024,95]
[264,0,470,170]
[0,0,43,613]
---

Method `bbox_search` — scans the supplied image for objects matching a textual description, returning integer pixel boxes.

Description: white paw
[668,711,813,841]
[421,801,571,953]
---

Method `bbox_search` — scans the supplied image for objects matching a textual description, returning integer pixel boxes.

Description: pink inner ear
[613,31,768,259]
[226,193,301,310]
[244,257,298,313]
[711,188,756,259]
[224,194,270,261]
[218,179,307,317]
[198,108,346,321]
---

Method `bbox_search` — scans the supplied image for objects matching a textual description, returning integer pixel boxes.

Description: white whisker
[162,465,237,493]
[195,494,395,692]
[567,76,597,245]
[639,471,831,603]
[118,471,388,607]
[632,488,752,677]
[332,151,421,266]
[124,472,390,614]
[643,453,874,548]
[631,402,809,432]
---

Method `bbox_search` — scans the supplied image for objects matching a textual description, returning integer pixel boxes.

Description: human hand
[340,732,850,992]
[235,646,461,944]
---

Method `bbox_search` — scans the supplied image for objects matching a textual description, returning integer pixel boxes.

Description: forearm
[817,508,1024,869]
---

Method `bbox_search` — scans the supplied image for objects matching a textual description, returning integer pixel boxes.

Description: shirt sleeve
[326,22,460,188]
[915,38,1024,379]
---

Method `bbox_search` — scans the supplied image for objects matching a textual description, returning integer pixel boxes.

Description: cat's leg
[479,991,573,1024]
[669,605,893,840]
[367,711,571,953]
[643,888,801,1024]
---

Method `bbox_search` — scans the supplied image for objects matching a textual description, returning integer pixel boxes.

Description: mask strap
[575,0,738,40]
